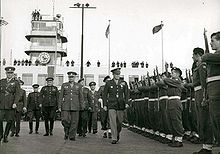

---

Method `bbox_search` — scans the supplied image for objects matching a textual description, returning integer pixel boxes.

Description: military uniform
[0,67,20,142]
[40,77,59,136]
[77,86,92,136]
[11,82,27,137]
[162,67,184,147]
[27,84,41,134]
[103,68,129,144]
[89,87,99,134]
[59,72,84,140]
[202,52,220,143]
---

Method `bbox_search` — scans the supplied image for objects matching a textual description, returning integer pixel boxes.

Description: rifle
[185,69,189,83]
[188,69,192,83]
[147,71,151,86]
[165,62,169,77]
[153,69,157,82]
[204,28,210,54]
[155,66,160,81]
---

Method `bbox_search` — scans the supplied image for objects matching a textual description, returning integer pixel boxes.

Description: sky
[1,0,220,73]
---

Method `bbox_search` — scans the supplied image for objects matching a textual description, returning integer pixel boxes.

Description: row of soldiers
[0,67,115,143]
[125,31,220,154]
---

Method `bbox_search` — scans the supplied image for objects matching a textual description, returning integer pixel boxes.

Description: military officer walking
[0,67,20,143]
[27,84,41,134]
[58,72,83,141]
[89,81,99,134]
[77,78,92,137]
[40,77,59,136]
[103,68,129,144]
[10,80,27,137]
[97,75,112,138]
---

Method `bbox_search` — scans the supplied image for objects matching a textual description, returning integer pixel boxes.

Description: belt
[181,100,187,103]
[207,75,220,83]
[135,98,145,101]
[149,98,158,101]
[168,96,181,100]
[159,96,168,100]
[144,97,149,100]
[194,86,202,91]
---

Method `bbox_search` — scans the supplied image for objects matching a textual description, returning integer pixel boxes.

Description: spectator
[111,61,115,67]
[97,60,100,67]
[66,60,70,67]
[71,60,74,67]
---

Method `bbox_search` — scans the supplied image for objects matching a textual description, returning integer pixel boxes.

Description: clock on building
[38,52,50,64]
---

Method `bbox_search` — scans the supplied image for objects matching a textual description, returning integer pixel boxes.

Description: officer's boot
[43,120,49,136]
[3,122,12,143]
[49,120,54,135]
[29,122,33,134]
[35,120,39,134]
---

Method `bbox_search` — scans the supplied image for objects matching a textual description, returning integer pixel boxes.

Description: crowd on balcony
[32,9,42,21]
[1,58,150,69]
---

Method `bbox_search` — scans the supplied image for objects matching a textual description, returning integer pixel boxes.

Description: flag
[0,19,8,26]
[152,24,163,34]
[105,24,110,38]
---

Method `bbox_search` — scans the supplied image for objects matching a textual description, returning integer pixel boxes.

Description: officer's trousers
[195,89,213,144]
[11,111,22,134]
[61,110,79,139]
[77,110,88,135]
[100,109,110,130]
[159,99,170,135]
[167,99,184,138]
[109,109,124,141]
[42,106,56,133]
[88,111,98,132]
[0,109,14,139]
[27,110,41,132]
[207,81,220,143]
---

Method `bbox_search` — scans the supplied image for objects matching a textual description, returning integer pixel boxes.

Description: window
[38,74,47,86]
[55,74,64,86]
[84,74,94,86]
[22,74,33,86]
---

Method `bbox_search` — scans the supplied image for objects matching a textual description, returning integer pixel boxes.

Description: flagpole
[108,20,111,75]
[161,21,164,72]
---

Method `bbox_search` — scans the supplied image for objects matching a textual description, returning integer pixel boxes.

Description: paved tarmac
[0,121,219,154]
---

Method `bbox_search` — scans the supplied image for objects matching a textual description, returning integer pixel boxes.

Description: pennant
[152,24,163,34]
[105,24,110,38]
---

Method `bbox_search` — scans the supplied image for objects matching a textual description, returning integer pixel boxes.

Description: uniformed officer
[0,66,20,143]
[40,77,59,136]
[103,68,129,144]
[58,71,83,141]
[10,80,27,137]
[194,31,220,154]
[97,75,112,138]
[27,84,41,134]
[89,81,99,134]
[77,78,92,137]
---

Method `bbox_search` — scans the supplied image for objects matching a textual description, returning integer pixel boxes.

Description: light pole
[70,3,96,79]
[0,0,8,79]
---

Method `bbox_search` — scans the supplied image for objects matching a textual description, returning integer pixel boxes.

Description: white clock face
[38,52,50,64]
